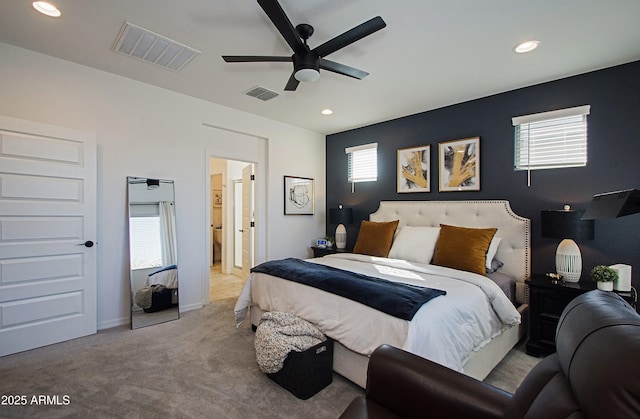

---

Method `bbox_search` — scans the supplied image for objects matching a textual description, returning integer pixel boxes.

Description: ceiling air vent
[245,86,279,101]
[112,22,200,72]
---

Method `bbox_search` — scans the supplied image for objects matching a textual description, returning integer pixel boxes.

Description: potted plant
[589,265,618,291]
[324,236,335,248]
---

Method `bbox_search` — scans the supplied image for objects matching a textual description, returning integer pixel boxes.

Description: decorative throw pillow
[432,224,497,275]
[486,258,504,274]
[388,226,441,264]
[353,220,400,257]
[486,236,502,270]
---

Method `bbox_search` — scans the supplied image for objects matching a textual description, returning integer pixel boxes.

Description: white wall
[0,42,326,329]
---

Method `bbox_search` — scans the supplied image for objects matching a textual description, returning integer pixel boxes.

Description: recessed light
[321,109,333,115]
[514,40,539,54]
[33,2,61,17]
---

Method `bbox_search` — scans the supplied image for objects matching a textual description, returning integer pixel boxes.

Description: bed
[235,200,530,388]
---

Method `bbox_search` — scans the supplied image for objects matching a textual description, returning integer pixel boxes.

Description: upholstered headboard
[370,201,530,302]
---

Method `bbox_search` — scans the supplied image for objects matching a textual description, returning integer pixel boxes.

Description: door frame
[232,178,243,269]
[202,124,267,305]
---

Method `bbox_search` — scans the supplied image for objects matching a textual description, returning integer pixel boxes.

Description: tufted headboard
[370,201,530,303]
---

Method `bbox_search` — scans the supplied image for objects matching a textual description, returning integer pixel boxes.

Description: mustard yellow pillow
[352,220,400,257]
[432,224,497,275]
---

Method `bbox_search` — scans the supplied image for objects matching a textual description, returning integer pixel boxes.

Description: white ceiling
[2,1,640,135]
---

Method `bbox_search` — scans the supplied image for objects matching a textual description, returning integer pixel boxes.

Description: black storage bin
[143,287,173,313]
[267,338,334,399]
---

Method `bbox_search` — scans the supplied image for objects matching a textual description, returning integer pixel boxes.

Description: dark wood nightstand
[525,275,637,357]
[311,246,350,258]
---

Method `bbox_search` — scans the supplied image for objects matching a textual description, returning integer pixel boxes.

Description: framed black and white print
[284,175,314,215]
[397,145,430,193]
[438,137,480,192]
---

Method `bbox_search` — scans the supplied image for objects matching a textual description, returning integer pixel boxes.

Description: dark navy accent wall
[326,60,640,287]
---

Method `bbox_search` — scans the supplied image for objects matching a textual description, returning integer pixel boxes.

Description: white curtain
[159,201,177,266]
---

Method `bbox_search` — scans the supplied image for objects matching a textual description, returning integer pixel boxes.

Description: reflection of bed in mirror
[127,177,179,329]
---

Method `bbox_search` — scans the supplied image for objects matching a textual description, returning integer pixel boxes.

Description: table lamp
[329,205,353,250]
[582,189,640,220]
[541,206,594,282]
[582,188,640,291]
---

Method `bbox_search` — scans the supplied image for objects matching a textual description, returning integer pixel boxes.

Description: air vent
[112,22,200,72]
[245,86,279,101]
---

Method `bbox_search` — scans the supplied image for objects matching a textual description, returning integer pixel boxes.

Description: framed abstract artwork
[397,145,430,193]
[438,137,480,192]
[284,175,314,215]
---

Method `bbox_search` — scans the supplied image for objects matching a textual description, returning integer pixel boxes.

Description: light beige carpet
[0,298,539,418]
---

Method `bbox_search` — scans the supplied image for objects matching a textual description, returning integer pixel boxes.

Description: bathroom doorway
[209,157,254,302]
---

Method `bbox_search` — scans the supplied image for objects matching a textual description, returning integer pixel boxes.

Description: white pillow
[388,226,441,264]
[486,236,502,270]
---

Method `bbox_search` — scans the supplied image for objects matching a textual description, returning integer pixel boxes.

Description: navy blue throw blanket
[251,258,446,320]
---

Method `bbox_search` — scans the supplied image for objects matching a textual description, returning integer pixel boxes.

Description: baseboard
[98,316,129,330]
[180,302,203,312]
[97,303,202,330]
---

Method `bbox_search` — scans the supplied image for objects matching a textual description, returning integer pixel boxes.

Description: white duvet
[234,253,520,373]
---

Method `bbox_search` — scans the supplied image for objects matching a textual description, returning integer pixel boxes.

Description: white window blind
[346,142,377,184]
[129,204,163,270]
[513,105,590,172]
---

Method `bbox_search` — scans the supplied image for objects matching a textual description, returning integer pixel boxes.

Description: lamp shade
[541,210,594,240]
[330,207,353,225]
[582,189,640,219]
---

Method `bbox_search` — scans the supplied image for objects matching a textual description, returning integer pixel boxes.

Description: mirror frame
[127,176,179,329]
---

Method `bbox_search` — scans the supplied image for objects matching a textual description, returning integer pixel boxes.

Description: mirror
[127,177,179,329]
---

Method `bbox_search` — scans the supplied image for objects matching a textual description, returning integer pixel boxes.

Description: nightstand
[311,246,349,258]
[525,275,637,357]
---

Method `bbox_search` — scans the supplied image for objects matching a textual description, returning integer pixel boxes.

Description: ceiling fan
[222,0,386,91]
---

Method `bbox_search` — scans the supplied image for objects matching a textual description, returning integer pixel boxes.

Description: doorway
[209,157,255,302]
[202,123,267,306]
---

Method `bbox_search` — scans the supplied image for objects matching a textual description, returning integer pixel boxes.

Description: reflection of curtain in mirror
[159,201,177,266]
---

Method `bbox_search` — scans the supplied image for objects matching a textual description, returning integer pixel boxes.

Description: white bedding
[234,253,520,373]
[147,267,178,289]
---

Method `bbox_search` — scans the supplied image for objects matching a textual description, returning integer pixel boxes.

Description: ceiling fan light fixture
[294,68,320,82]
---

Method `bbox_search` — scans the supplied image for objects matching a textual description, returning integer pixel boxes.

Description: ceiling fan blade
[319,59,369,80]
[284,72,300,91]
[313,16,386,58]
[222,55,291,63]
[257,0,306,54]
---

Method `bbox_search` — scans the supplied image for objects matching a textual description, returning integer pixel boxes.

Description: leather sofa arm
[344,344,512,419]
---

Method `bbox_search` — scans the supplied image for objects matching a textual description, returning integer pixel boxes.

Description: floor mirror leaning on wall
[127,177,179,329]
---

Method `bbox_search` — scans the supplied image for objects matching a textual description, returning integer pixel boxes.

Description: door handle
[238,229,244,232]
[78,240,94,248]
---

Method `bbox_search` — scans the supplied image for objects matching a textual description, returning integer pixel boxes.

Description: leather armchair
[340,290,640,419]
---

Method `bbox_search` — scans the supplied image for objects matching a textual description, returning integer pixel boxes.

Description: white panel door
[0,115,97,356]
[241,165,254,281]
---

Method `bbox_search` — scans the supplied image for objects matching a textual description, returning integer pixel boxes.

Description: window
[129,204,162,270]
[513,105,590,173]
[346,143,377,188]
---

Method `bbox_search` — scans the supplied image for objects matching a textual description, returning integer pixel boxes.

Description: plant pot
[597,281,613,291]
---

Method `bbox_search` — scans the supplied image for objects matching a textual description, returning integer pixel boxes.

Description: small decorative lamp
[541,205,594,282]
[330,205,353,250]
